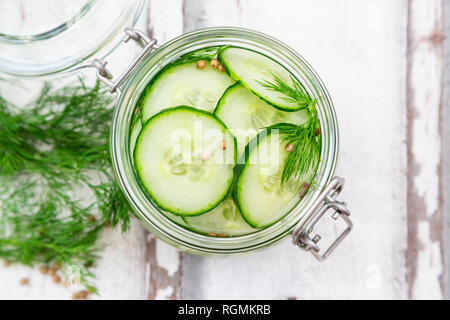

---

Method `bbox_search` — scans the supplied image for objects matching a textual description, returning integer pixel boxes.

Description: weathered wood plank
[90,221,148,299]
[0,0,187,300]
[88,4,157,299]
[143,0,185,300]
[0,2,152,300]
[147,0,184,42]
[145,236,182,299]
[181,0,409,299]
[443,0,450,300]
[406,0,445,300]
[3,0,447,300]
[0,205,149,299]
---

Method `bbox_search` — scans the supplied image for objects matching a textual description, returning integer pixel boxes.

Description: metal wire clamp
[292,177,353,261]
[91,28,158,93]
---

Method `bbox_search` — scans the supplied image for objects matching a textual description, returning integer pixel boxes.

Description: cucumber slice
[183,197,256,236]
[162,210,189,227]
[215,83,308,155]
[131,117,189,226]
[129,117,142,161]
[218,47,302,111]
[135,106,237,216]
[233,131,303,228]
[141,61,235,122]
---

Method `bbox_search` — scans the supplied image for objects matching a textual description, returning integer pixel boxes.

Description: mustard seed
[79,290,89,300]
[40,266,49,274]
[196,60,206,69]
[210,59,219,68]
[299,183,310,199]
[52,275,61,284]
[285,143,294,152]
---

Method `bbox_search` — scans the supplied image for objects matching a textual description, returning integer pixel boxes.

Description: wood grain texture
[90,221,148,299]
[443,0,450,299]
[181,0,409,299]
[0,2,152,300]
[143,0,184,300]
[406,0,445,299]
[1,0,449,300]
[0,0,186,300]
[0,214,149,300]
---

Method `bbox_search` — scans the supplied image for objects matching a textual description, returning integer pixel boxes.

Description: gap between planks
[406,0,446,299]
[443,0,450,300]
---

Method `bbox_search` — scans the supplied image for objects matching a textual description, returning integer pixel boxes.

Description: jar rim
[0,0,145,77]
[111,27,339,254]
[0,0,96,43]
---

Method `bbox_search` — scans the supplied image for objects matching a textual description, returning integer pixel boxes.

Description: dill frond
[0,80,131,292]
[175,46,225,64]
[256,74,313,110]
[266,101,321,187]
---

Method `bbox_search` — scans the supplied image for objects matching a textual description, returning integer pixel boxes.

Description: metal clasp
[91,28,158,93]
[292,177,353,261]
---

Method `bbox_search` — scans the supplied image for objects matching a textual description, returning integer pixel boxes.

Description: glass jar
[107,27,353,259]
[0,0,145,77]
[0,2,352,259]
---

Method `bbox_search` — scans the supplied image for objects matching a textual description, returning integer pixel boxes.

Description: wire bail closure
[292,177,353,261]
[91,28,158,93]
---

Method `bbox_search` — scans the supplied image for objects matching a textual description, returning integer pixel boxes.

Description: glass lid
[0,0,145,77]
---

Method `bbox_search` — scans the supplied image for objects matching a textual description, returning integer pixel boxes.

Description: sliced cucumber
[135,106,237,216]
[219,47,302,111]
[215,83,308,155]
[233,131,303,228]
[129,117,142,161]
[162,210,189,227]
[183,197,256,236]
[141,61,235,122]
[131,117,189,227]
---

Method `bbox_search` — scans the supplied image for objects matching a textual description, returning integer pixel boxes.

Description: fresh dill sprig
[0,179,102,293]
[259,73,320,188]
[256,74,313,110]
[266,101,321,187]
[0,80,131,292]
[175,46,225,64]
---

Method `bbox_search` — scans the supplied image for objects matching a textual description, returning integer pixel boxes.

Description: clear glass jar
[109,27,351,257]
[0,0,145,77]
[0,2,352,258]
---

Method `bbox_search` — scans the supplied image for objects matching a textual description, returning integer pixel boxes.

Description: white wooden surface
[444,0,450,300]
[406,0,445,300]
[0,0,448,299]
[182,0,408,300]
